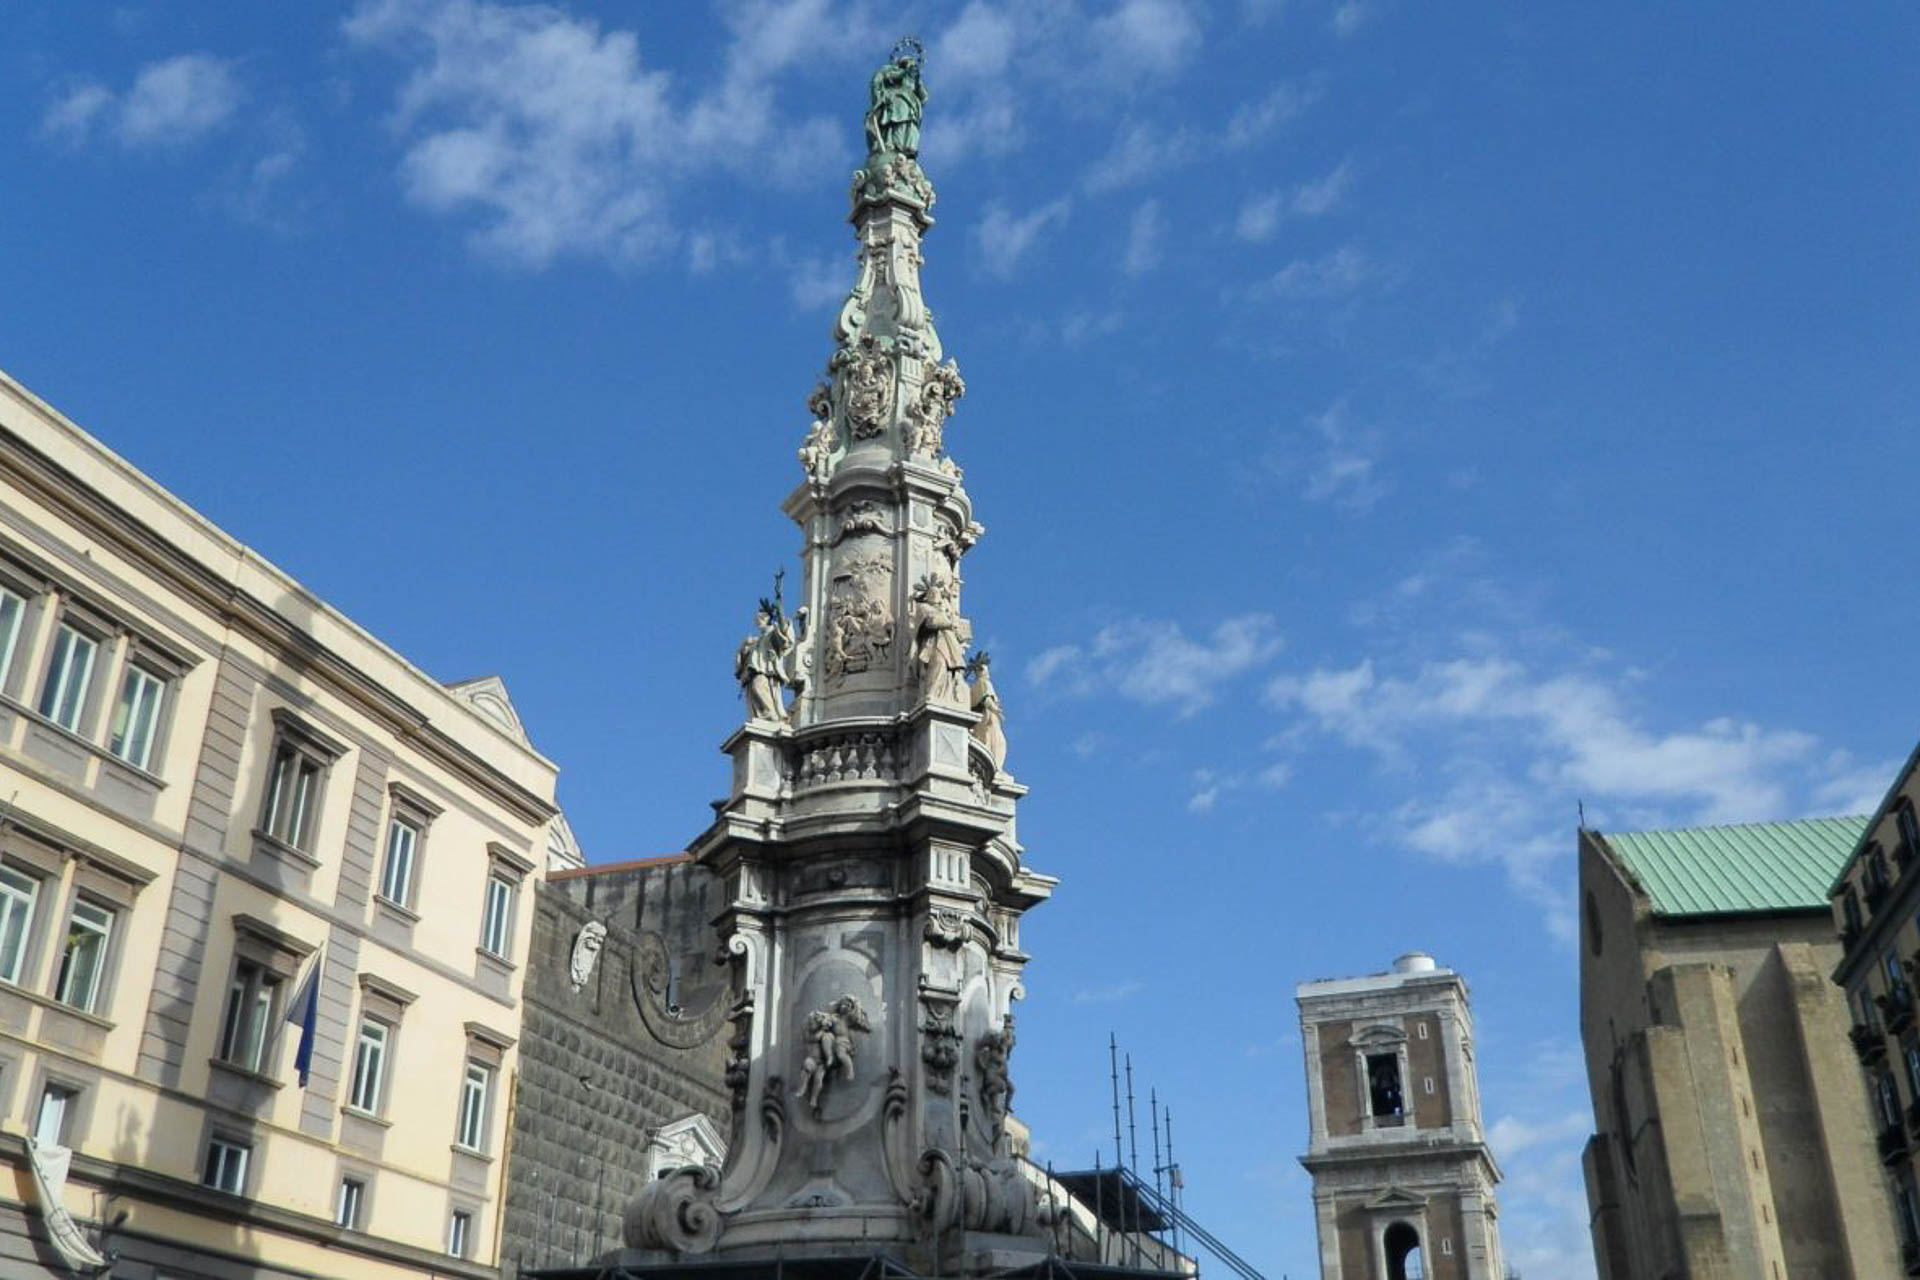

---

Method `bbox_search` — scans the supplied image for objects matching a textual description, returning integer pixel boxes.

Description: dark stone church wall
[502,858,733,1276]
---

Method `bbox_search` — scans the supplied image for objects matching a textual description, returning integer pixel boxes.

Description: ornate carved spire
[673,53,1055,1274]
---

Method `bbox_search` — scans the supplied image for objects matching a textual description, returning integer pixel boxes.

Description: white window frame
[336,1176,365,1229]
[479,875,514,958]
[348,1018,389,1114]
[378,816,419,907]
[0,585,26,690]
[107,660,166,771]
[218,958,283,1073]
[261,741,325,851]
[203,1136,250,1194]
[33,1083,74,1147]
[455,1060,491,1152]
[447,1208,472,1257]
[53,899,113,1014]
[37,621,98,733]
[0,866,39,986]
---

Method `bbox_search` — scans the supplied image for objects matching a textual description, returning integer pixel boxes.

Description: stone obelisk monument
[615,43,1058,1273]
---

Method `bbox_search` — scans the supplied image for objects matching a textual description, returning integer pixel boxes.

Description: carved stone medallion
[840,336,895,439]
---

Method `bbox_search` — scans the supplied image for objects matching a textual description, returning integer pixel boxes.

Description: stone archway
[1385,1219,1425,1280]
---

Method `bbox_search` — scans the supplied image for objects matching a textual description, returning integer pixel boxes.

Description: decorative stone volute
[643,44,1057,1276]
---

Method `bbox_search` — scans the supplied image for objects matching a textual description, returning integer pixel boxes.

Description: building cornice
[0,413,558,826]
[0,1134,503,1279]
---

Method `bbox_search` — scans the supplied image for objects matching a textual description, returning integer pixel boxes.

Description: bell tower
[1297,954,1506,1280]
[617,42,1058,1274]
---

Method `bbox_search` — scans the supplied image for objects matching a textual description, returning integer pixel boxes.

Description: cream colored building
[1579,819,1899,1280]
[0,366,574,1277]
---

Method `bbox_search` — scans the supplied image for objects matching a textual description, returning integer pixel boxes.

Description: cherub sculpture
[796,995,872,1116]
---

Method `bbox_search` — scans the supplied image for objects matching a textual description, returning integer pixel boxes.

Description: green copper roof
[1601,816,1870,916]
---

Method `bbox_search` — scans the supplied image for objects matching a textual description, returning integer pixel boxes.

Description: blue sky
[6,2,1919,1274]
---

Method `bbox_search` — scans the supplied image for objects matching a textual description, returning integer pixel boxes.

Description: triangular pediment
[1363,1186,1427,1212]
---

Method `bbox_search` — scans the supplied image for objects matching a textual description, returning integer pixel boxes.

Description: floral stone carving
[838,335,895,440]
[919,996,961,1095]
[796,995,872,1117]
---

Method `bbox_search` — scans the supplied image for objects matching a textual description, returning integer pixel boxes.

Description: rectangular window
[1366,1053,1404,1120]
[349,1019,388,1114]
[33,1084,74,1146]
[0,866,38,986]
[479,875,514,957]
[218,959,283,1073]
[202,1137,250,1194]
[447,1209,472,1258]
[107,662,166,770]
[37,622,97,732]
[379,818,418,906]
[0,586,25,689]
[455,1060,491,1151]
[53,901,112,1014]
[262,742,324,850]
[336,1177,365,1230]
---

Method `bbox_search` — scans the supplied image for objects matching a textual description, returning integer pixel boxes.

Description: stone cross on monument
[611,45,1060,1274]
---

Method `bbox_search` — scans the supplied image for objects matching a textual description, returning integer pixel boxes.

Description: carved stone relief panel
[823,548,894,685]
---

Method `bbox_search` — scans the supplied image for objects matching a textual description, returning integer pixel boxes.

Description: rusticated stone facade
[502,857,730,1276]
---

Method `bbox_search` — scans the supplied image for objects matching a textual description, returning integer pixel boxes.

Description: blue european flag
[287,948,322,1088]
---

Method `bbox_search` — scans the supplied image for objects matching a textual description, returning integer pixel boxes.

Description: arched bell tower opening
[1297,954,1506,1278]
[1385,1221,1424,1280]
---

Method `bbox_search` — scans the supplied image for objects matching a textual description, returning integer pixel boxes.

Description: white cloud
[43,54,241,149]
[1088,0,1204,80]
[1298,400,1387,511]
[1084,121,1194,193]
[975,199,1071,278]
[1072,980,1145,1005]
[1121,199,1163,275]
[1235,191,1284,242]
[788,253,849,310]
[1262,245,1371,300]
[1331,0,1369,38]
[1224,82,1315,149]
[1266,639,1871,939]
[1291,157,1355,215]
[935,1,1019,81]
[1026,613,1282,715]
[344,0,866,268]
[1487,1109,1590,1160]
[1235,160,1353,242]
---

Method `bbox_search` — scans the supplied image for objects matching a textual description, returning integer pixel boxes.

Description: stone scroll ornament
[623,1164,722,1254]
[568,920,607,992]
[795,995,871,1117]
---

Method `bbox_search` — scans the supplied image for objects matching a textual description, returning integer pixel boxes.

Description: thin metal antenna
[1109,1033,1124,1172]
[1150,1088,1165,1207]
[1159,1105,1175,1266]
[1125,1053,1141,1265]
[1093,1149,1106,1265]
